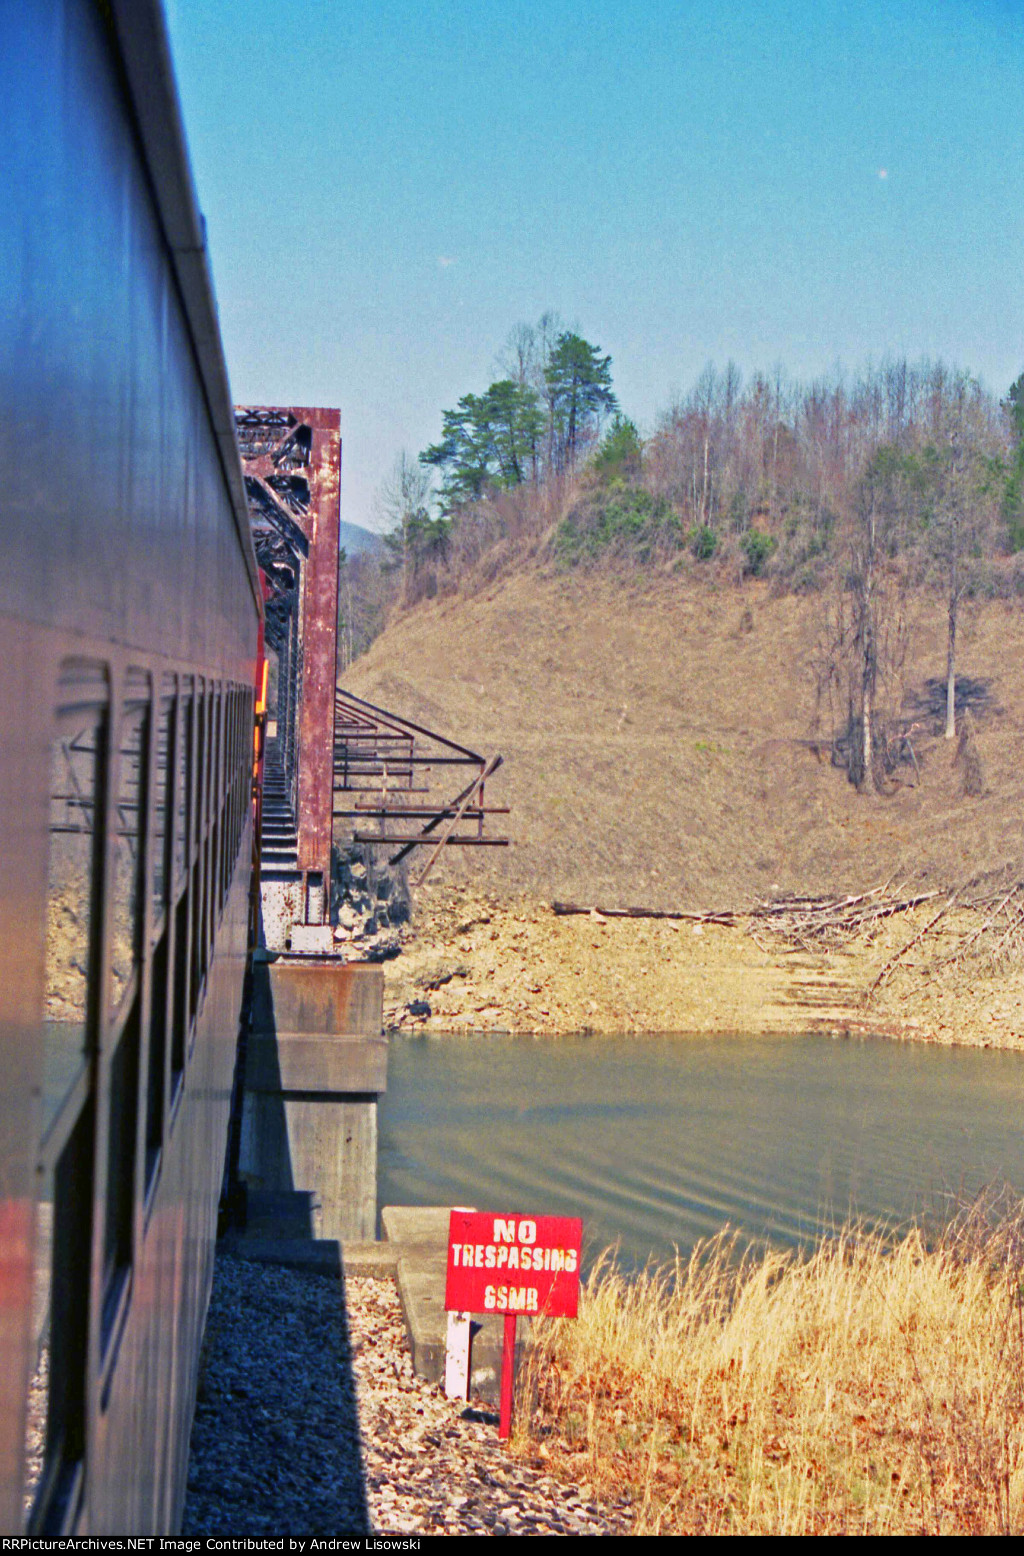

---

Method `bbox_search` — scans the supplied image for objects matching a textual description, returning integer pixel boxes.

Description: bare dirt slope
[341,569,1024,912]
[339,568,1024,1045]
[377,887,1024,1047]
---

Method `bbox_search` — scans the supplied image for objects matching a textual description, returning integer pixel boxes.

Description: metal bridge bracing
[237,405,507,917]
[333,689,508,886]
[236,406,341,915]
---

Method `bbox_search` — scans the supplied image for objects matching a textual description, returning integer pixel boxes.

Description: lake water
[378,1031,1024,1269]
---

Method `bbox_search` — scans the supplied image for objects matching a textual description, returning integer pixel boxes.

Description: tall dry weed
[518,1207,1024,1534]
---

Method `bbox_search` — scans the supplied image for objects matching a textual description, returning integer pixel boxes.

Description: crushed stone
[184,1253,634,1537]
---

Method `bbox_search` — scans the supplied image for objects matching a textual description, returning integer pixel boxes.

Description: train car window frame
[219,690,231,917]
[98,670,152,1368]
[151,676,174,939]
[187,680,207,1046]
[229,688,241,872]
[27,661,109,1537]
[221,686,231,907]
[108,672,149,1020]
[209,684,223,936]
[206,683,221,961]
[143,675,176,1210]
[169,676,193,1121]
[239,688,249,860]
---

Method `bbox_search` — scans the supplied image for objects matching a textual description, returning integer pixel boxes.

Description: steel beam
[237,407,341,918]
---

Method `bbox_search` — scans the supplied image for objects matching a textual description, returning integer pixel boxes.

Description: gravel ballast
[183,1253,633,1537]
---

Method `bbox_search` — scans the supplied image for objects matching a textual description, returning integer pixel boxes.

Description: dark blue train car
[0,0,261,1531]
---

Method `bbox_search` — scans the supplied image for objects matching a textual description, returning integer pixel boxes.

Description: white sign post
[444,1309,472,1399]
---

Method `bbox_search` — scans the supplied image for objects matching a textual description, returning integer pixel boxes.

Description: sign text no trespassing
[444,1210,583,1317]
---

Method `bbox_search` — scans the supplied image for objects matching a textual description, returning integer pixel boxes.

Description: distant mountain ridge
[340,519,384,557]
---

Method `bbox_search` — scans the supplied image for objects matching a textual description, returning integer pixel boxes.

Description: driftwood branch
[932,882,1021,969]
[866,898,954,1000]
[551,885,938,945]
[554,877,1024,985]
[551,901,738,925]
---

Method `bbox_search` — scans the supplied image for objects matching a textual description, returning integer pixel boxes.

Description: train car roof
[109,0,262,612]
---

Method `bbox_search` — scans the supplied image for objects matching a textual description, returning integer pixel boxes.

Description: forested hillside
[342,322,1024,803]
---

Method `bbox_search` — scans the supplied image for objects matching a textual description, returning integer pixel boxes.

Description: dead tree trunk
[858,491,877,785]
[944,504,960,738]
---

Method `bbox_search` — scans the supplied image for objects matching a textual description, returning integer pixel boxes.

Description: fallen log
[867,898,953,999]
[551,889,941,944]
[551,901,738,925]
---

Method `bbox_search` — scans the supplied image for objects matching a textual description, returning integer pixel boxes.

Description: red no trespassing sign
[444,1210,583,1318]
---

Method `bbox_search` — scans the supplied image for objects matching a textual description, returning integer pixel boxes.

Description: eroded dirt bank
[337,571,1024,1052]
[382,883,1024,1050]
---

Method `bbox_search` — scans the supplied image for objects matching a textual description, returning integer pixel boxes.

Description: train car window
[170,681,193,1101]
[189,683,206,1028]
[237,688,245,847]
[221,687,231,904]
[40,667,106,1140]
[100,673,150,1356]
[228,690,237,864]
[229,688,241,866]
[109,673,149,1016]
[146,679,175,1193]
[209,688,222,928]
[237,691,246,858]
[27,662,107,1532]
[239,688,249,854]
[171,888,189,1103]
[219,691,230,910]
[241,688,251,855]
[151,679,174,927]
[246,684,255,845]
[205,684,217,954]
[236,689,245,846]
[223,691,233,882]
[146,929,169,1196]
[101,994,139,1354]
[27,1101,95,1534]
[208,684,221,943]
[173,678,192,887]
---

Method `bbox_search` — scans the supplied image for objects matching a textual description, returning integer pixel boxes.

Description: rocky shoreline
[378,884,1024,1050]
[184,1253,634,1538]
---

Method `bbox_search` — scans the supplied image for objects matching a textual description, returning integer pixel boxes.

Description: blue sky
[165,0,1024,533]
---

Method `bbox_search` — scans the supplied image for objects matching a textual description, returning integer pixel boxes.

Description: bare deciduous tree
[375,451,437,604]
[915,377,1003,737]
[815,448,913,790]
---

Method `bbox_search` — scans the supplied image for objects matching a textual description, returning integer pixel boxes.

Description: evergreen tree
[593,414,642,480]
[545,332,618,471]
[420,380,544,511]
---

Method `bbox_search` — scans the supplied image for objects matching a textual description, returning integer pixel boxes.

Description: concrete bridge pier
[238,956,386,1242]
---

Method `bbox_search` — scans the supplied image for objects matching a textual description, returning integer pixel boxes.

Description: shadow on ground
[904,675,999,731]
[183,1253,369,1535]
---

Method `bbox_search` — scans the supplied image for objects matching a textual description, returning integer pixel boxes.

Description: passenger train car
[0,0,262,1533]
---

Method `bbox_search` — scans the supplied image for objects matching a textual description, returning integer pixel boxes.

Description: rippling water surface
[378,1032,1024,1269]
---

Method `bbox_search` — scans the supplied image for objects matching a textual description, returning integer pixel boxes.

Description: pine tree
[544,333,618,472]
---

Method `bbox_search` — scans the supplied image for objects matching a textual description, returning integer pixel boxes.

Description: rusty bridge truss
[333,689,508,884]
[237,405,341,918]
[238,405,507,909]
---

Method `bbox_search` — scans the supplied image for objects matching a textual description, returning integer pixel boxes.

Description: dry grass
[518,1199,1024,1534]
[342,572,1024,914]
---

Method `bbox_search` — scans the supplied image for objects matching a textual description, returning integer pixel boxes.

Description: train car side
[0,0,261,1534]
